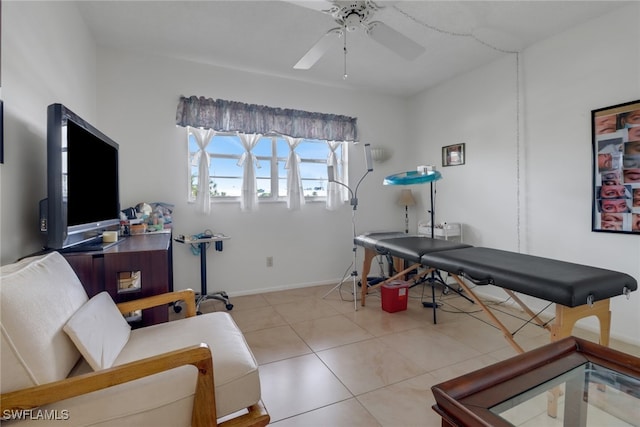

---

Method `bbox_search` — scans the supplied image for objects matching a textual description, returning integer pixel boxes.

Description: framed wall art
[592,99,640,234]
[0,100,3,164]
[1,0,3,164]
[442,143,465,167]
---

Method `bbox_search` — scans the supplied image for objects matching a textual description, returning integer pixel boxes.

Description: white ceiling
[77,1,627,97]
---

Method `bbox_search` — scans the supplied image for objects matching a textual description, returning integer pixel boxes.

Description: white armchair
[0,252,269,427]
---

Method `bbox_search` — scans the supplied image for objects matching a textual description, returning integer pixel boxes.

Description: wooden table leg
[393,256,406,279]
[360,251,429,308]
[551,299,611,346]
[504,289,551,331]
[547,298,611,418]
[563,364,589,427]
[450,274,525,354]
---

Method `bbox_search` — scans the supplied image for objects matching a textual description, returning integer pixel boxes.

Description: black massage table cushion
[354,233,471,264]
[373,237,471,264]
[354,232,407,250]
[420,247,637,307]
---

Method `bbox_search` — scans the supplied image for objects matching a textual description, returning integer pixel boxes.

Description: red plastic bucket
[381,280,410,313]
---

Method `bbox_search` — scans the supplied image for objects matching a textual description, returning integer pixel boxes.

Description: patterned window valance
[175,96,358,142]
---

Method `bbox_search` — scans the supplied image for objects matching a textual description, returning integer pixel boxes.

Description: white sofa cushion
[0,252,88,392]
[115,311,261,418]
[64,291,131,370]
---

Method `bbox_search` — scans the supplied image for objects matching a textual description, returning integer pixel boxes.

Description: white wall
[1,1,97,264]
[407,54,520,249]
[408,4,640,345]
[95,48,410,295]
[2,2,638,345]
[1,1,410,290]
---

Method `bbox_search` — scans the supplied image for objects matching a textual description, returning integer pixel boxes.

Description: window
[187,132,347,203]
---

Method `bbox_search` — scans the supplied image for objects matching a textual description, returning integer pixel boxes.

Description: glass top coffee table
[492,361,639,426]
[432,337,640,427]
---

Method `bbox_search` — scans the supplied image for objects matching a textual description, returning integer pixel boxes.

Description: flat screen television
[40,103,120,250]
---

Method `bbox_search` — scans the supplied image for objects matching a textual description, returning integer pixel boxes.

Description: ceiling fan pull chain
[343,27,348,80]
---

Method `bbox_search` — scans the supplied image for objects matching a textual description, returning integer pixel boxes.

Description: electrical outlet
[266,256,273,267]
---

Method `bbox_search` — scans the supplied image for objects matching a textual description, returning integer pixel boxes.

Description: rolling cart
[174,233,232,314]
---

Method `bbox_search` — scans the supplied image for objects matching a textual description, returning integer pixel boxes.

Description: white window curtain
[284,136,305,211]
[189,126,217,214]
[237,133,262,212]
[326,141,345,211]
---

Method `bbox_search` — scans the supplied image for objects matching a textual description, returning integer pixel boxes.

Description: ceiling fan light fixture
[343,12,364,31]
[293,0,424,73]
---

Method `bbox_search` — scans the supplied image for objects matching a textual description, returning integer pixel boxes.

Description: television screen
[43,104,120,249]
[66,120,119,227]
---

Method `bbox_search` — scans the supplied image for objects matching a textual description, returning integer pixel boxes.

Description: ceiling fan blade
[284,1,334,13]
[294,27,342,70]
[367,21,425,60]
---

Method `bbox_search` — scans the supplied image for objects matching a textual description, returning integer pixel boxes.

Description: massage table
[356,233,637,354]
[421,245,638,418]
[355,232,472,323]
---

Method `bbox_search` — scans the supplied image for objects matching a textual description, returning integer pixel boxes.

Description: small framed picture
[442,143,465,167]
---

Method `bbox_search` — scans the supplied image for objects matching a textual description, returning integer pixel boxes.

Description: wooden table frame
[360,248,612,356]
[360,247,436,306]
[446,273,612,354]
[360,239,624,423]
[432,336,640,427]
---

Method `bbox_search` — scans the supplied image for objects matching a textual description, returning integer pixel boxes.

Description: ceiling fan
[293,1,425,70]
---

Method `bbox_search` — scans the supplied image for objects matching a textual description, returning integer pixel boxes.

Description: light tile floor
[186,281,640,427]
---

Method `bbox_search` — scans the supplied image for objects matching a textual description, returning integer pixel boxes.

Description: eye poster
[592,100,640,234]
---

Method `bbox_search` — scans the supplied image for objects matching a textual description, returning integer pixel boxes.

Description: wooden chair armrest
[117,289,197,318]
[219,401,270,427]
[0,344,216,427]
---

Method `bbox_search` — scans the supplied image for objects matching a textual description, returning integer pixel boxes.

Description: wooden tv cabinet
[61,232,173,327]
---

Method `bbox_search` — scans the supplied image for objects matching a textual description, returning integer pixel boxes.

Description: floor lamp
[398,189,416,234]
[384,170,441,238]
[322,144,373,311]
[384,169,443,320]
[384,170,473,322]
